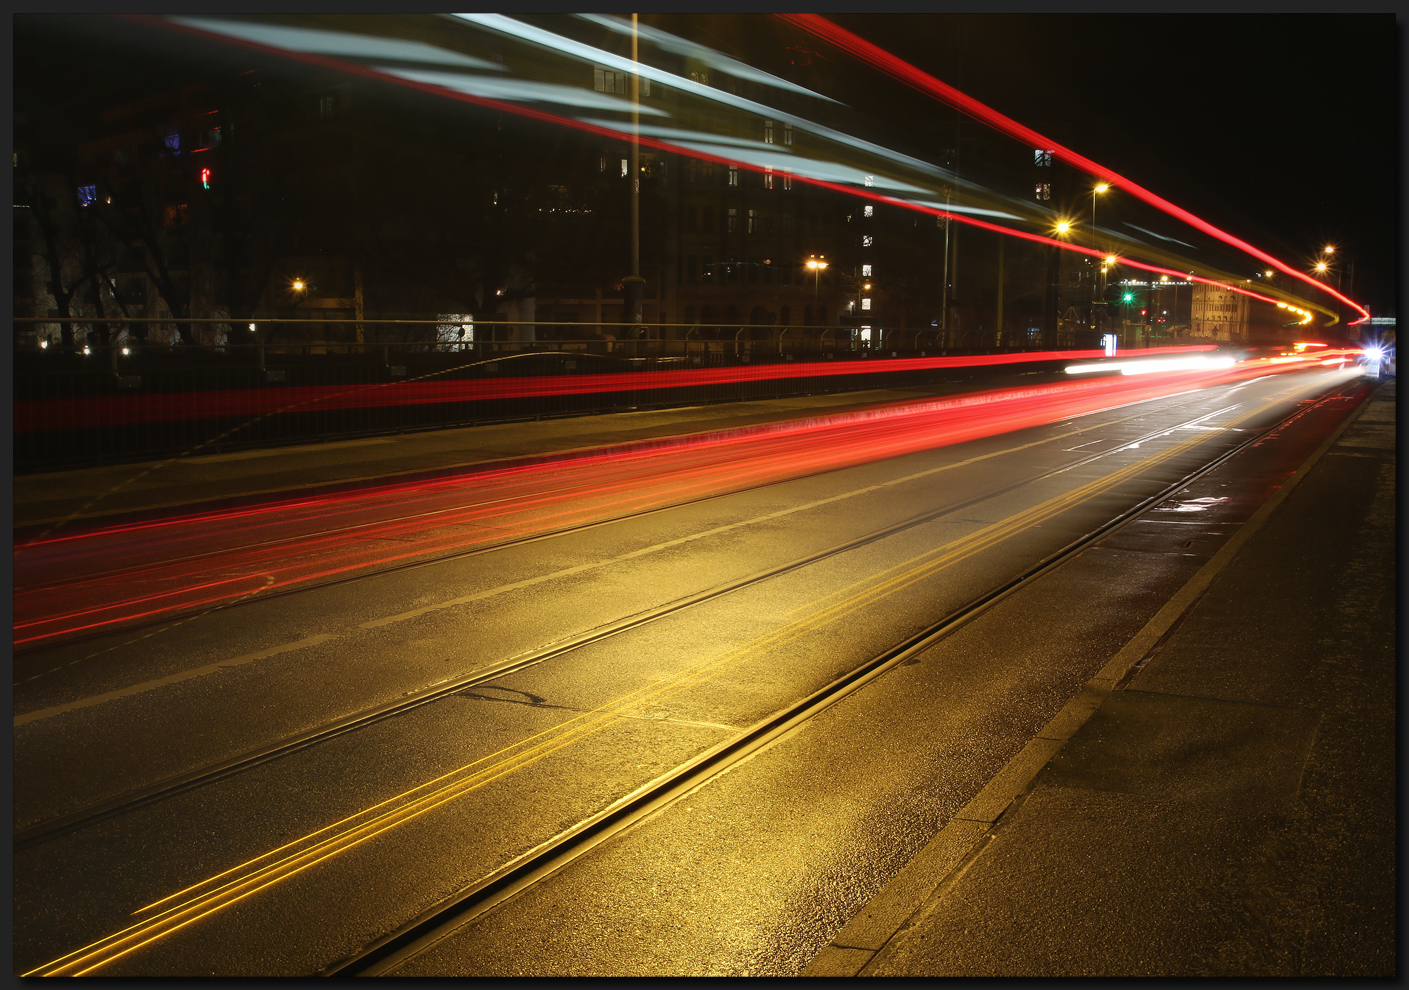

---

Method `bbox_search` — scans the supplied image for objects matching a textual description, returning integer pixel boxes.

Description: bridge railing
[12,318,1097,473]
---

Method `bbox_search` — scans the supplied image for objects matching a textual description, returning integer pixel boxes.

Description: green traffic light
[1123,293,1133,302]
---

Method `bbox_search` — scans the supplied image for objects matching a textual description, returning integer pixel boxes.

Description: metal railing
[12,317,1100,473]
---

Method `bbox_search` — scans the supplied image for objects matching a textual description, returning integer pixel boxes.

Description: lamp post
[806,255,828,302]
[1320,245,1343,295]
[1091,184,1108,246]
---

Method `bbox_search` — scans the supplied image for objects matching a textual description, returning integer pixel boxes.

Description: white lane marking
[13,635,336,727]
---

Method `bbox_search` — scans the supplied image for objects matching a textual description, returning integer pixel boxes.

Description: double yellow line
[24,381,1318,976]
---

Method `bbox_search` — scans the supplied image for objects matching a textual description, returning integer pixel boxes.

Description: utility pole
[621,13,646,328]
[940,187,951,340]
[995,235,1004,347]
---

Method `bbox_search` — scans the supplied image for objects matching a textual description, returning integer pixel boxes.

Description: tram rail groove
[320,376,1367,977]
[14,392,1254,848]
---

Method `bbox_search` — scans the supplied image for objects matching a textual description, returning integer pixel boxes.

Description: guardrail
[13,318,1111,472]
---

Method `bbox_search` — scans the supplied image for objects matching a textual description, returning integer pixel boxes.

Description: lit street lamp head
[1055,221,1071,234]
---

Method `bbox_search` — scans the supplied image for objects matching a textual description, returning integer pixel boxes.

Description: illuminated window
[861,298,872,311]
[764,120,775,144]
[784,123,793,146]
[783,168,791,191]
[621,158,628,177]
[728,165,739,187]
[862,264,872,277]
[77,184,97,206]
[163,131,180,155]
[764,167,775,190]
[1035,183,1050,201]
[727,208,738,233]
[1034,149,1053,166]
[864,175,874,187]
[862,235,873,247]
[747,208,756,233]
[641,77,652,98]
[863,205,873,217]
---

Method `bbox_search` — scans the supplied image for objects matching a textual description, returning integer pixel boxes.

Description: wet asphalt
[11,368,1380,976]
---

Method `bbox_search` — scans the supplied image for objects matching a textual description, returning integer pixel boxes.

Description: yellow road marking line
[25,379,1326,976]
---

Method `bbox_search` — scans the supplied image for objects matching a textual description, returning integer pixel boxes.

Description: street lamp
[806,255,828,302]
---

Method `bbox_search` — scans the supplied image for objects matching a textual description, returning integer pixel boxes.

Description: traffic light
[1124,293,1134,303]
[200,167,211,190]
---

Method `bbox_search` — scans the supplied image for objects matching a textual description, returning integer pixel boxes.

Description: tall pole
[940,188,951,337]
[994,235,1004,347]
[622,13,645,328]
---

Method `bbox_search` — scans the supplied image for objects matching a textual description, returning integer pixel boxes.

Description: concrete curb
[801,380,1383,978]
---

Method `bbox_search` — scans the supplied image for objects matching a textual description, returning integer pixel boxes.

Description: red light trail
[776,13,1370,320]
[14,355,1353,650]
[133,16,1333,324]
[13,346,1215,432]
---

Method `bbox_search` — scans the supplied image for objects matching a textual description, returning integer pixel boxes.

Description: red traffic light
[200,167,211,189]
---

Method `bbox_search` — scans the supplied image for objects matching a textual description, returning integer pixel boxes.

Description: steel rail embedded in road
[319,376,1366,977]
[16,373,1365,977]
[13,394,1241,849]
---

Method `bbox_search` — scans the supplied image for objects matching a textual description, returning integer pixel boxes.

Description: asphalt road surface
[13,364,1370,976]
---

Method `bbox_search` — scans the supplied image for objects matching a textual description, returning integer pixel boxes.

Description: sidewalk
[804,380,1396,977]
[13,380,996,531]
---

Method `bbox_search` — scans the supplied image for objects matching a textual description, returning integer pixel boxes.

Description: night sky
[16,13,1400,318]
[828,14,1399,318]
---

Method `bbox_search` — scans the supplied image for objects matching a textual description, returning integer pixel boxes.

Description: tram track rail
[14,374,1367,977]
[14,388,1265,849]
[320,375,1366,977]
